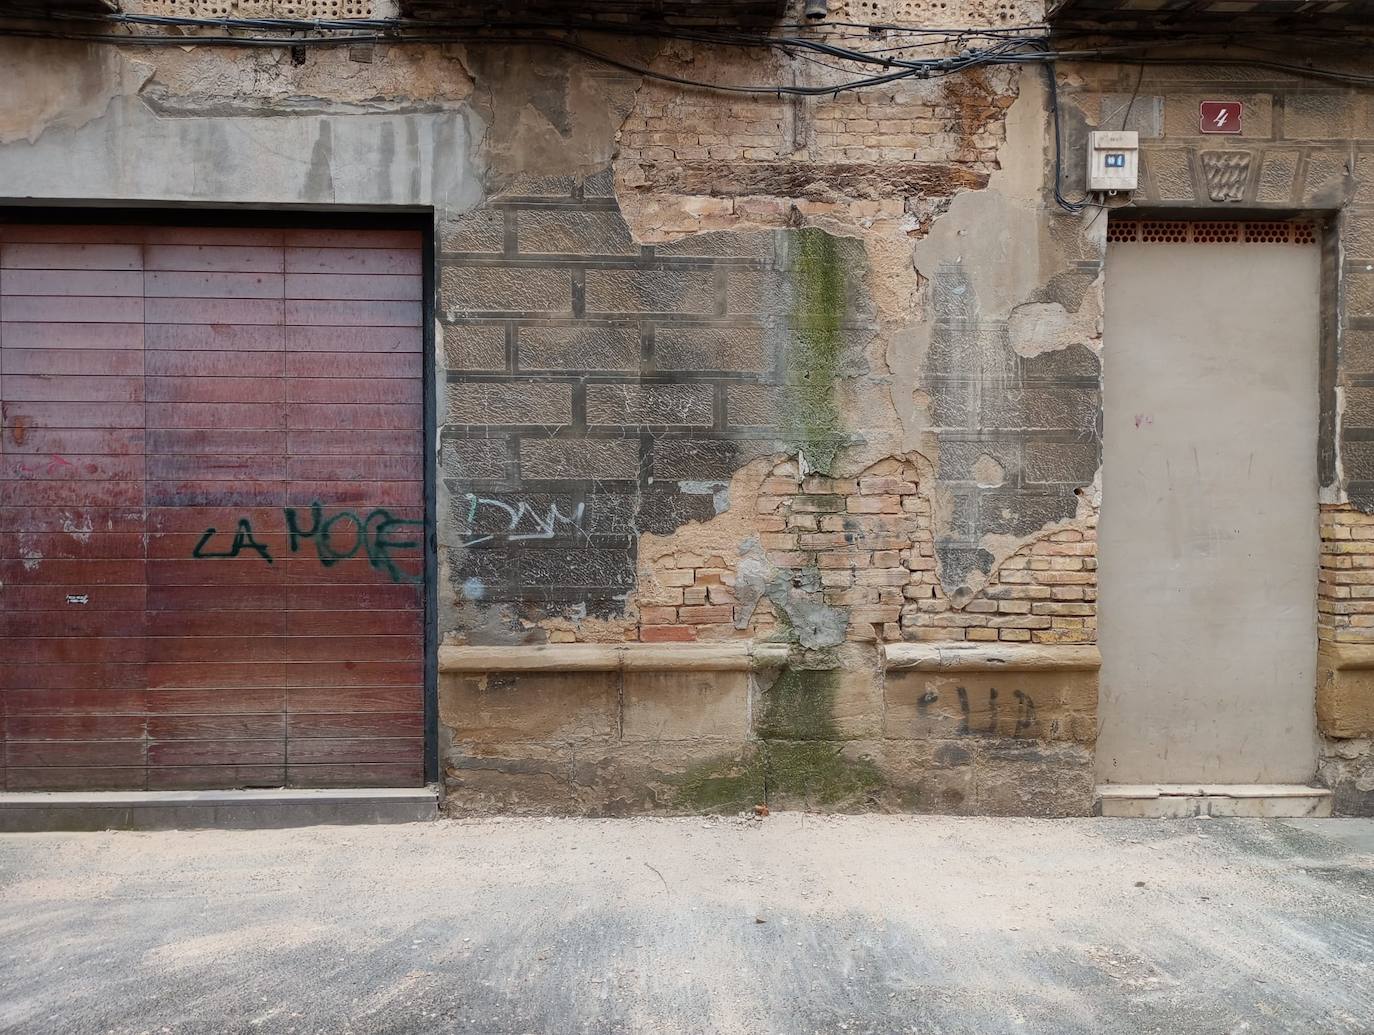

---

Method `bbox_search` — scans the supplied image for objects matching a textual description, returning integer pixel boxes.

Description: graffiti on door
[192,502,424,584]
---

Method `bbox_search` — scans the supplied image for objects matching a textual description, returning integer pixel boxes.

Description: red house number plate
[1200,101,1243,134]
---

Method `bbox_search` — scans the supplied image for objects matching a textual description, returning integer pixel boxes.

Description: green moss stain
[784,229,848,474]
[673,739,884,813]
[764,742,884,807]
[673,661,886,813]
[675,750,761,814]
[755,668,839,741]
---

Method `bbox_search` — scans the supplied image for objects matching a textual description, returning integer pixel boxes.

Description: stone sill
[883,643,1101,672]
[439,642,789,673]
[1098,784,1333,818]
[1318,643,1374,670]
[440,641,1101,675]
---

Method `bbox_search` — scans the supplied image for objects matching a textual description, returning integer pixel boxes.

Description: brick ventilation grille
[131,0,374,16]
[1107,219,1318,245]
[831,0,1031,24]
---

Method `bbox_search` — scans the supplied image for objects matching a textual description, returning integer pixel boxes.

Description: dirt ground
[1,814,1372,1034]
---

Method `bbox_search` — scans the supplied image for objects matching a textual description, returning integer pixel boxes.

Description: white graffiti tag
[461,494,587,547]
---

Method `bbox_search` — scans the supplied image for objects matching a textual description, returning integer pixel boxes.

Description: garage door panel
[288,610,423,637]
[8,636,147,664]
[4,689,149,715]
[2,482,144,508]
[285,299,421,328]
[1,223,425,791]
[287,431,422,457]
[147,636,286,664]
[146,324,284,352]
[287,762,423,788]
[148,713,286,740]
[288,352,423,381]
[286,583,420,611]
[0,558,144,585]
[7,766,146,791]
[284,636,418,663]
[147,376,284,405]
[285,246,421,276]
[146,688,286,714]
[147,765,286,790]
[2,455,145,482]
[1,269,144,297]
[286,377,419,405]
[7,714,148,740]
[0,507,145,534]
[3,611,149,638]
[146,402,286,430]
[288,738,419,765]
[289,712,423,738]
[4,352,144,380]
[3,585,147,611]
[6,401,147,428]
[0,532,143,561]
[147,506,285,533]
[145,244,285,273]
[5,296,145,324]
[149,609,286,638]
[3,374,145,403]
[145,584,280,611]
[145,298,284,326]
[146,455,284,483]
[286,455,423,483]
[148,740,286,767]
[1,242,143,269]
[285,273,423,301]
[8,740,147,767]
[147,350,284,379]
[287,403,421,431]
[2,322,144,350]
[1,663,147,691]
[287,325,421,353]
[288,686,422,713]
[285,662,423,689]
[145,271,285,299]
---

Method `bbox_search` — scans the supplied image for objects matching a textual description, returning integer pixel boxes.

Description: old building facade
[1,0,1372,817]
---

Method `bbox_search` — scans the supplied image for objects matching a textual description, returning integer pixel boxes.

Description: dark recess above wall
[400,0,788,24]
[1047,0,1374,29]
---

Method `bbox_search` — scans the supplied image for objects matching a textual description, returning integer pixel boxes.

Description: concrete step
[0,787,440,832]
[1097,783,1334,818]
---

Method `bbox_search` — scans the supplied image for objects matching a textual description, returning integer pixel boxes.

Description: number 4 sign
[1200,101,1243,134]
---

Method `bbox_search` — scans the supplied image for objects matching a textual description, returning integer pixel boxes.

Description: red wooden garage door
[0,223,426,791]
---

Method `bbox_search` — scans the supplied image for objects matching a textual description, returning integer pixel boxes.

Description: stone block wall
[438,170,792,630]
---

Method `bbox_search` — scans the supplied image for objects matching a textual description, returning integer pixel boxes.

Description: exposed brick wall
[1319,504,1374,646]
[641,456,1096,646]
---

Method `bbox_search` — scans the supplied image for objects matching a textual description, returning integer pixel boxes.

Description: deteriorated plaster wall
[437,7,1109,815]
[3,10,1373,812]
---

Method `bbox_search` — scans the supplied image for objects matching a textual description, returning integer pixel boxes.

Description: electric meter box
[1087,130,1139,191]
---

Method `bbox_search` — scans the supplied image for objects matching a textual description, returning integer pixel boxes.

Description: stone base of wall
[437,642,1098,817]
[1316,644,1374,815]
[1319,736,1374,816]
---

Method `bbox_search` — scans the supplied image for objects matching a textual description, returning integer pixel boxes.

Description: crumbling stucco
[0,42,152,144]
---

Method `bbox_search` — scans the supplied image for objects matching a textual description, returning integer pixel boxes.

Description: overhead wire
[0,7,1371,94]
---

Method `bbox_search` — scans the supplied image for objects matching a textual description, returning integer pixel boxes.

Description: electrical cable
[0,8,1371,94]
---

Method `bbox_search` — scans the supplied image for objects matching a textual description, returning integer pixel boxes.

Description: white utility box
[1087,130,1139,191]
